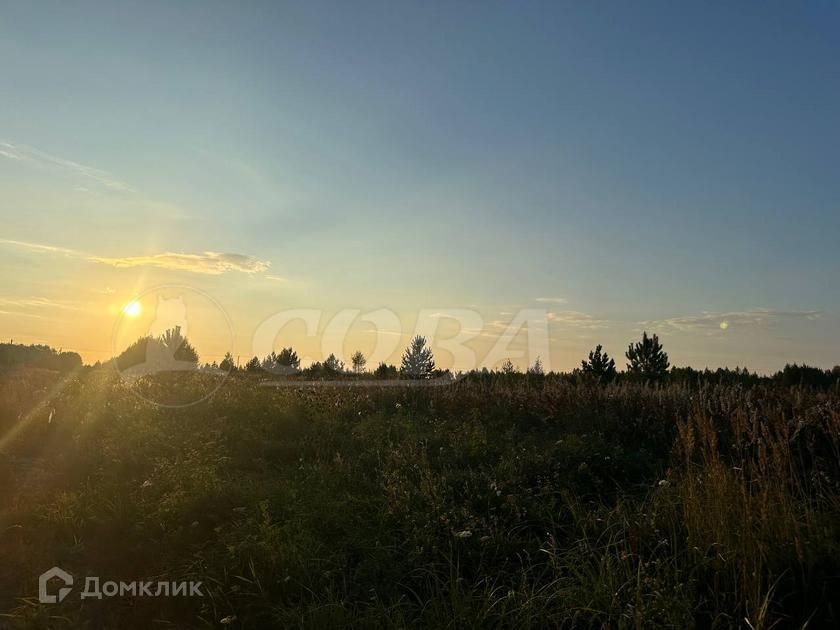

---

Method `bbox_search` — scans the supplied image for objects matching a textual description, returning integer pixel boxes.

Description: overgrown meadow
[1,368,839,628]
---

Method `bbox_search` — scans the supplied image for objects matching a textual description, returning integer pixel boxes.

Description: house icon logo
[38,567,73,603]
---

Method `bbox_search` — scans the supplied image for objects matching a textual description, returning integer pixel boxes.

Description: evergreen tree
[159,326,199,364]
[527,356,545,375]
[220,352,236,372]
[500,359,518,374]
[581,344,617,382]
[323,353,344,373]
[374,362,398,379]
[274,347,300,371]
[626,332,669,380]
[401,336,435,379]
[115,327,198,373]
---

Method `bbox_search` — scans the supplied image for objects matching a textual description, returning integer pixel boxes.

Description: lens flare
[123,300,142,318]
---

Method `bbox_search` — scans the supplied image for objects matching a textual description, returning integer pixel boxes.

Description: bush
[1,373,839,627]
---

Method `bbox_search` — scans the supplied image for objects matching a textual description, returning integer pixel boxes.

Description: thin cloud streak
[0,309,45,319]
[0,141,134,192]
[546,311,610,330]
[91,252,271,275]
[0,238,272,276]
[0,297,84,311]
[641,309,822,333]
[0,238,81,257]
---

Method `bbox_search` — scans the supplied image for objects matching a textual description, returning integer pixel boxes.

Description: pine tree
[581,344,617,382]
[527,356,545,375]
[220,352,236,372]
[626,332,669,381]
[160,326,199,364]
[374,362,398,379]
[323,353,344,374]
[401,336,435,379]
[500,359,518,374]
[274,347,300,370]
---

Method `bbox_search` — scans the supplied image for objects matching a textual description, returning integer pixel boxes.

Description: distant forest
[0,342,82,373]
[2,333,839,389]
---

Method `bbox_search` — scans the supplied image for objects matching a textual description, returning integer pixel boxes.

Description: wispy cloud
[0,309,45,319]
[91,252,271,275]
[0,297,84,311]
[535,297,568,304]
[0,146,22,160]
[0,238,81,257]
[265,275,287,282]
[0,238,272,276]
[640,309,822,333]
[0,141,134,193]
[546,310,609,329]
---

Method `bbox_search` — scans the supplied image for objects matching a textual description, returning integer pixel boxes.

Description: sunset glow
[1,5,840,628]
[122,301,142,318]
[0,2,837,373]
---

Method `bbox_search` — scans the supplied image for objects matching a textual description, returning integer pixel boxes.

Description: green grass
[1,369,839,628]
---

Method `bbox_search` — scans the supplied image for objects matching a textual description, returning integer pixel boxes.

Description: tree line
[6,328,836,388]
[215,334,446,380]
[0,342,82,373]
[212,331,840,388]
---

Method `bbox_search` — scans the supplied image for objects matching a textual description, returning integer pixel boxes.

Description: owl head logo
[148,295,188,339]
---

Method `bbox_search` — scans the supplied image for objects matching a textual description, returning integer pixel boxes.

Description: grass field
[1,368,839,628]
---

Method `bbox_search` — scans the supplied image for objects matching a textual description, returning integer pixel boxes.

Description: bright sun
[123,300,142,318]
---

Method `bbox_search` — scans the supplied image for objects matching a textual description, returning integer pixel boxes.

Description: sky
[1,1,839,373]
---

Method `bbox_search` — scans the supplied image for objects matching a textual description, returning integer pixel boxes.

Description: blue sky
[1,1,838,371]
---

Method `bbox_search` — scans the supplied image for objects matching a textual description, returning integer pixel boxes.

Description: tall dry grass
[0,370,838,627]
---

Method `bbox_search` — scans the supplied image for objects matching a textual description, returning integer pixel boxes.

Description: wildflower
[455,529,473,539]
[395,402,402,409]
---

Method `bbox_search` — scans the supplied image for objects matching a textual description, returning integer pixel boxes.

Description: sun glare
[123,300,142,318]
